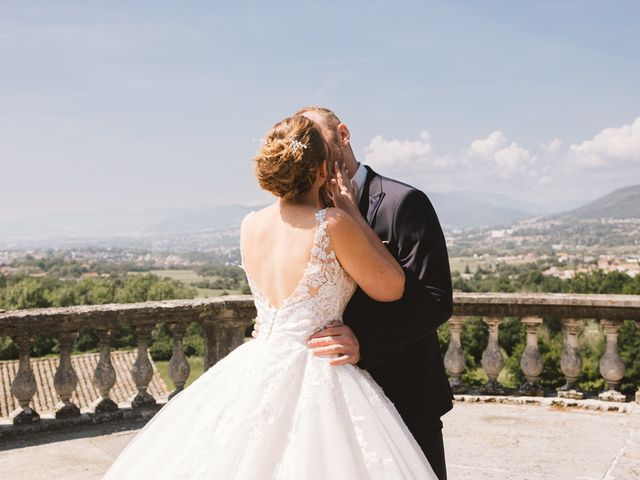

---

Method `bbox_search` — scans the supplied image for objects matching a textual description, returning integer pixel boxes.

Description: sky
[1,1,639,221]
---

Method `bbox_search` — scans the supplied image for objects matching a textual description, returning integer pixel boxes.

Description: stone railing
[0,295,256,429]
[0,293,638,435]
[445,293,640,403]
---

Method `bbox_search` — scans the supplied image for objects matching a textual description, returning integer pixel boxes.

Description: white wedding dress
[102,208,437,479]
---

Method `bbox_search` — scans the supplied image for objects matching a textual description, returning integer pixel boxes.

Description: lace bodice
[240,208,357,342]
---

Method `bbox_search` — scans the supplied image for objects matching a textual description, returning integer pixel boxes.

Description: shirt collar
[351,162,368,203]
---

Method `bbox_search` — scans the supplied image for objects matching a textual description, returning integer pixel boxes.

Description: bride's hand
[327,161,359,217]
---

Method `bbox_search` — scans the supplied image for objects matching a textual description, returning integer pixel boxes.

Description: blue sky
[1,1,639,220]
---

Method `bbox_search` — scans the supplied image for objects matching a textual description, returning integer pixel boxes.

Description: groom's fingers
[307,327,347,341]
[329,355,353,366]
[307,335,342,347]
[310,344,346,356]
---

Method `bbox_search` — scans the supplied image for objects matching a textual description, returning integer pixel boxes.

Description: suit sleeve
[357,189,453,371]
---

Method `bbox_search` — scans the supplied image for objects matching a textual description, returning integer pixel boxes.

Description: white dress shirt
[351,162,368,203]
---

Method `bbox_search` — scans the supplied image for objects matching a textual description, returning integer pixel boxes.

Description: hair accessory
[289,138,307,152]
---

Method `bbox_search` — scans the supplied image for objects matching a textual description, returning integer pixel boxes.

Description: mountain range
[0,185,638,247]
[558,184,640,220]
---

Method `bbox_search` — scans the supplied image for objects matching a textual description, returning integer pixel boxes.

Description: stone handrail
[446,292,640,402]
[0,293,638,431]
[0,295,256,426]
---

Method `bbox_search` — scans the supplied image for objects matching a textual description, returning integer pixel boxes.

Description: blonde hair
[254,115,328,201]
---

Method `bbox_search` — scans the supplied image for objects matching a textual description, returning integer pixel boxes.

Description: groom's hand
[251,318,260,338]
[307,321,360,366]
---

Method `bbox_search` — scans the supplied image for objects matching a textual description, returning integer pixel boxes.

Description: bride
[102,115,438,479]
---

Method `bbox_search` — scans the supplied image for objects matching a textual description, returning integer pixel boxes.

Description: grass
[195,287,242,298]
[449,256,493,274]
[127,269,243,298]
[449,255,541,274]
[155,356,206,389]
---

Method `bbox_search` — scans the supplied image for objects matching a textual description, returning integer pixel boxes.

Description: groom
[299,106,454,480]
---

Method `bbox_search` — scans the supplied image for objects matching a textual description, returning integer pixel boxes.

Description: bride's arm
[325,161,404,301]
[327,208,404,301]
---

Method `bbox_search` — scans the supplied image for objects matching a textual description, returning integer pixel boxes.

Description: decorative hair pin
[289,138,307,152]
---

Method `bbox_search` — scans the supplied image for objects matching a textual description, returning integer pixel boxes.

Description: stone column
[558,318,584,399]
[519,316,544,396]
[54,330,81,418]
[444,316,466,393]
[131,323,157,408]
[167,322,190,400]
[92,328,119,413]
[481,316,505,395]
[598,320,626,402]
[201,305,250,371]
[10,333,40,424]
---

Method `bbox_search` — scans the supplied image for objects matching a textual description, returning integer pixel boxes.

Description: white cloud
[364,131,432,169]
[540,138,563,155]
[467,131,534,178]
[358,116,640,202]
[569,116,640,168]
[470,131,508,157]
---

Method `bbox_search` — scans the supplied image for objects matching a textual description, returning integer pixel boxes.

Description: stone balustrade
[0,295,256,428]
[446,293,640,403]
[0,293,639,436]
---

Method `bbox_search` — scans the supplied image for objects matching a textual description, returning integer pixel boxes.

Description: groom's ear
[337,123,351,147]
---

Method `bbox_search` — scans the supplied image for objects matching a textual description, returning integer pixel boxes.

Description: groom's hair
[294,106,342,133]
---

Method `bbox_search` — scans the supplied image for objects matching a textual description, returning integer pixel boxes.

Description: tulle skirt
[102,335,437,479]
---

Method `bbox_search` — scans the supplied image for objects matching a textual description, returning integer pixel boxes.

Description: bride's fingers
[335,161,346,184]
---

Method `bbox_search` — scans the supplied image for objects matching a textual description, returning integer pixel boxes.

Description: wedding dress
[102,208,437,479]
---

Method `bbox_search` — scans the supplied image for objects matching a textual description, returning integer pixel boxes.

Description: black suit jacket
[343,165,454,429]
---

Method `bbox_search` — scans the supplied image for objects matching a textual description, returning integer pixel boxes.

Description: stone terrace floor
[1,400,639,480]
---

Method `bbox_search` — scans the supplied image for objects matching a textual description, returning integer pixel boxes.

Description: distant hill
[0,205,260,245]
[428,193,532,229]
[445,191,582,216]
[3,185,636,248]
[560,184,640,220]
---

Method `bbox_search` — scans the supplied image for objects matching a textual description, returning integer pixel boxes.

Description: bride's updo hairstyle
[254,115,328,201]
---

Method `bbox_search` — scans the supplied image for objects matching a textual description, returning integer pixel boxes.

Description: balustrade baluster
[598,319,626,402]
[54,330,81,418]
[10,332,40,424]
[201,305,248,371]
[481,316,505,395]
[558,318,584,399]
[444,316,466,393]
[92,328,119,413]
[167,322,190,400]
[636,320,640,403]
[519,316,544,396]
[131,323,157,408]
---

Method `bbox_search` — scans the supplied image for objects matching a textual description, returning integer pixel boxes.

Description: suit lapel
[359,165,385,226]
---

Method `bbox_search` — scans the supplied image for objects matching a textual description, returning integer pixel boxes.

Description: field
[449,255,542,274]
[128,269,243,298]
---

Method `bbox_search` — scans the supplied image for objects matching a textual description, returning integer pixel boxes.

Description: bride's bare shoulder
[242,204,275,231]
[324,207,359,237]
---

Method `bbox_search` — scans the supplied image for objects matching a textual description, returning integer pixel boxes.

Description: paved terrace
[1,294,639,479]
[1,398,638,480]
